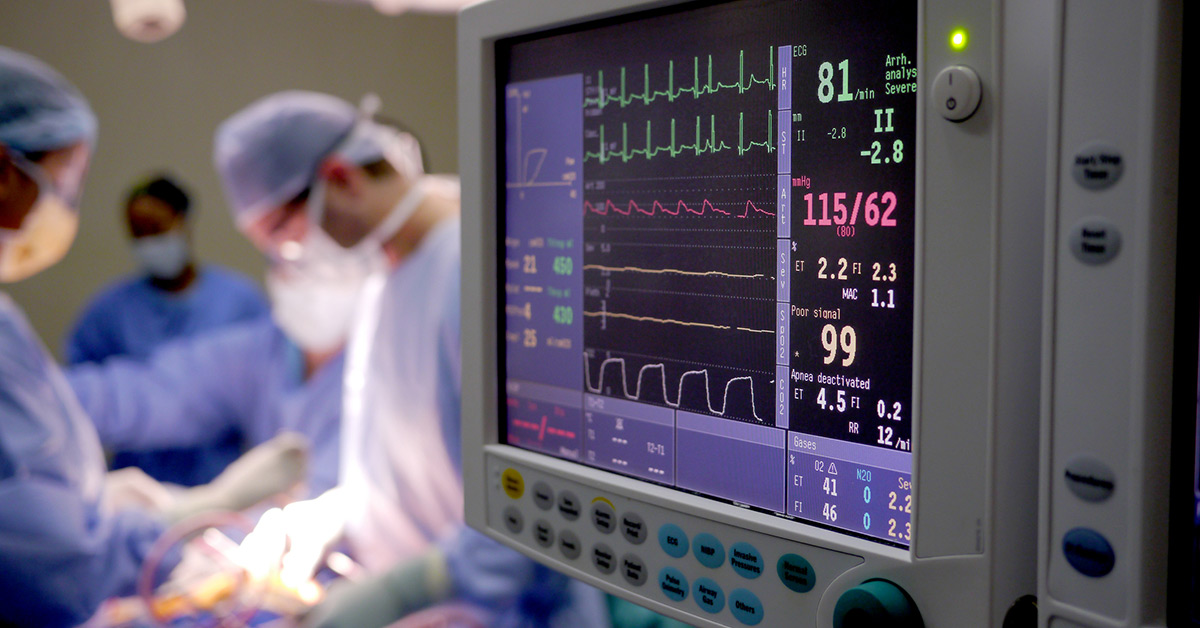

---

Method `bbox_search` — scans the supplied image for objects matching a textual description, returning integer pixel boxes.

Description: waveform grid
[585,111,773,164]
[584,310,772,334]
[583,48,776,109]
[585,198,775,218]
[585,356,767,422]
[583,264,770,280]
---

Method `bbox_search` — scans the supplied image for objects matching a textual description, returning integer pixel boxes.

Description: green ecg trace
[584,48,776,109]
[584,110,774,164]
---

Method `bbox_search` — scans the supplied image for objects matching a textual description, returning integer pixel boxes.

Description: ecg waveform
[584,310,771,334]
[585,356,767,422]
[585,111,773,163]
[583,48,776,109]
[583,264,770,280]
[584,198,774,218]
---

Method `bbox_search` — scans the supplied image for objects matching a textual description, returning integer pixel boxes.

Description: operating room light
[369,0,477,15]
[110,0,186,43]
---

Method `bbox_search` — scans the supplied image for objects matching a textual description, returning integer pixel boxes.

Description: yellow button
[502,468,525,499]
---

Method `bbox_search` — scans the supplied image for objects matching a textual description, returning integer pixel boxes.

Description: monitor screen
[498,0,917,546]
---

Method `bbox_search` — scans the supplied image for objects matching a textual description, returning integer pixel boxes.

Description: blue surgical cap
[213,91,357,223]
[0,47,97,154]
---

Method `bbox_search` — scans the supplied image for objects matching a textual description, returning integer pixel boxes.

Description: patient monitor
[460,0,1053,624]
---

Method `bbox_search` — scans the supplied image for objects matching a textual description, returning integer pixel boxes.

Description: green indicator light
[950,29,969,51]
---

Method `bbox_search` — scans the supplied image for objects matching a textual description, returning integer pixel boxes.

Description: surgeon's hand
[238,487,347,591]
[102,467,176,515]
[165,432,309,523]
[300,549,451,628]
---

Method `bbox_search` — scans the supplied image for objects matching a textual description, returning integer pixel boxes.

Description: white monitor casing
[460,0,1052,625]
[1037,1,1183,626]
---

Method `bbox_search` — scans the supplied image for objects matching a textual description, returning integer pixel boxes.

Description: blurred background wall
[0,0,458,357]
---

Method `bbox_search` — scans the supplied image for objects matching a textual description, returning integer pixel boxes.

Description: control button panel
[1067,217,1121,265]
[503,505,524,534]
[534,519,555,548]
[1070,142,1124,190]
[532,481,555,510]
[1061,528,1116,578]
[621,512,648,545]
[694,578,726,614]
[776,554,816,593]
[487,457,865,627]
[592,499,617,534]
[730,542,765,580]
[621,553,648,586]
[558,490,582,520]
[501,467,525,499]
[931,65,982,122]
[1062,456,1116,502]
[729,588,765,626]
[693,533,726,569]
[659,567,689,602]
[559,529,582,560]
[658,523,689,558]
[593,543,617,574]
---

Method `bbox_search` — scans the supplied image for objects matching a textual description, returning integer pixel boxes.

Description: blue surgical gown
[339,213,607,627]
[68,317,343,497]
[65,265,270,486]
[1,293,168,627]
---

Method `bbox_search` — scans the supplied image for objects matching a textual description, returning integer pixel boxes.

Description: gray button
[532,481,555,511]
[1072,142,1124,190]
[1064,456,1116,502]
[533,519,555,548]
[503,506,524,534]
[592,501,616,534]
[932,65,982,122]
[621,511,648,545]
[592,543,617,574]
[559,529,582,560]
[621,553,648,586]
[1069,217,1121,265]
[558,491,581,521]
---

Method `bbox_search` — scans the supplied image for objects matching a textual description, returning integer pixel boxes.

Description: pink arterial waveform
[584,199,775,218]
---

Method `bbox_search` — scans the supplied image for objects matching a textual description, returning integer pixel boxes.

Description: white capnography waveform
[584,355,766,422]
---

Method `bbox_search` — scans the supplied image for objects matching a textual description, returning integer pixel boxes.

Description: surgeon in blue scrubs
[68,308,346,498]
[0,46,173,626]
[66,174,269,486]
[216,91,609,628]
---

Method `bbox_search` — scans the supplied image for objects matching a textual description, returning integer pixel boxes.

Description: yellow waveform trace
[584,310,772,334]
[582,264,769,280]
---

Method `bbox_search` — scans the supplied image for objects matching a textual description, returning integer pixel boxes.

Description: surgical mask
[132,229,189,279]
[0,154,82,283]
[266,261,365,354]
[279,172,428,279]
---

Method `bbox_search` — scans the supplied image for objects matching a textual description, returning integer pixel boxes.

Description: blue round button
[658,523,689,559]
[729,588,765,626]
[658,566,689,602]
[776,553,816,593]
[693,577,725,614]
[692,533,725,569]
[1062,527,1116,577]
[729,542,765,579]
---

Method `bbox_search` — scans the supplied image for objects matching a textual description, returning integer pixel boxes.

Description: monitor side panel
[1037,1,1183,625]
